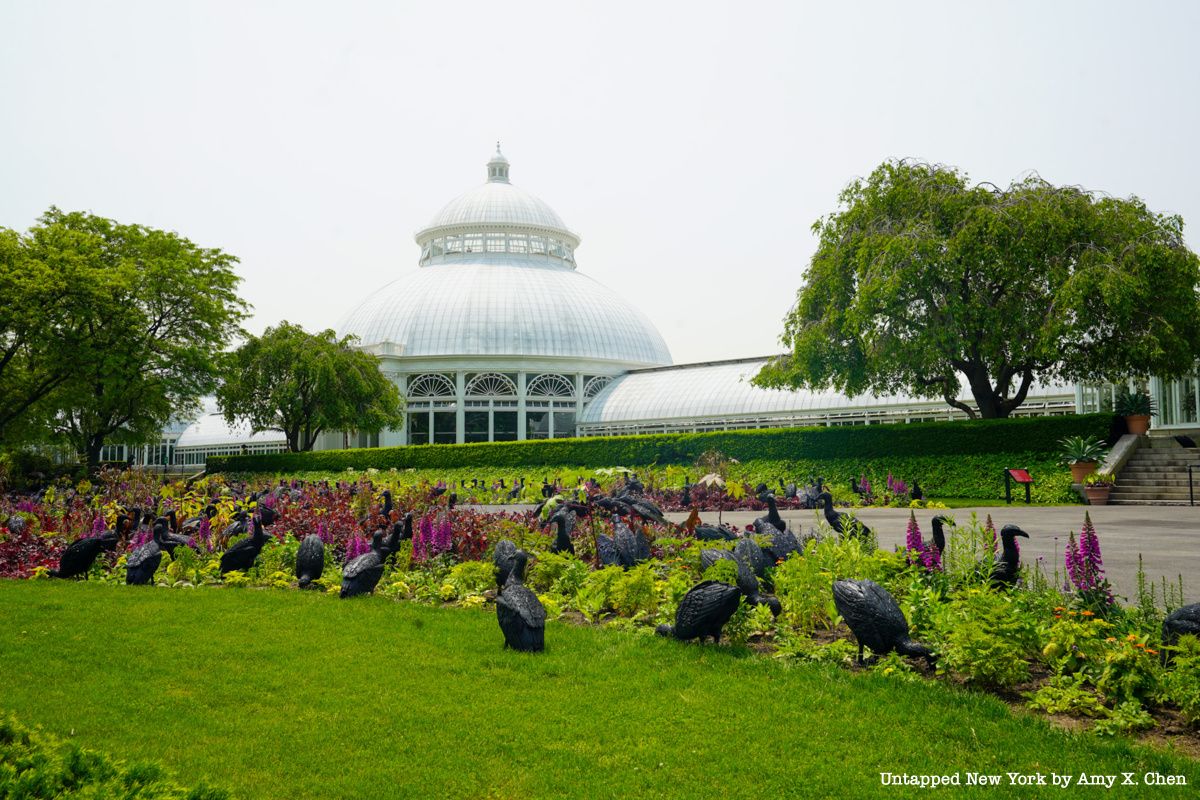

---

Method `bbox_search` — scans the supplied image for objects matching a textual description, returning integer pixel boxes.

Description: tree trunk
[964,364,1010,419]
[85,434,105,469]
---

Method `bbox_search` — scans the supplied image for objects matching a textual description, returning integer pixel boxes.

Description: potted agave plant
[1084,472,1115,505]
[1115,386,1156,435]
[1060,436,1108,483]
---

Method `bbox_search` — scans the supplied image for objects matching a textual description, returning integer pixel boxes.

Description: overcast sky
[2,1,1197,365]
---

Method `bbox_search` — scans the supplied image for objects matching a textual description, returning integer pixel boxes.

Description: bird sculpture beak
[1016,529,1029,538]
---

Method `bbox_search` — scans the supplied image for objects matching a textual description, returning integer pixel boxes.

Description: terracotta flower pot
[1125,414,1151,435]
[1084,485,1112,506]
[1070,461,1098,483]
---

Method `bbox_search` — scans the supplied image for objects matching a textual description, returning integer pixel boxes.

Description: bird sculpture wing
[734,537,768,577]
[343,552,380,580]
[694,525,736,542]
[674,581,741,639]
[296,535,325,578]
[498,583,547,627]
[832,580,909,655]
[699,548,735,572]
[127,541,159,570]
[769,528,800,562]
[596,533,621,568]
[1164,604,1200,639]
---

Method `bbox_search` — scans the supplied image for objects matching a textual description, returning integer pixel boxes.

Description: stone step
[1109,490,1196,501]
[1108,499,1195,506]
[1115,473,1198,484]
[1125,451,1200,461]
[1120,465,1200,474]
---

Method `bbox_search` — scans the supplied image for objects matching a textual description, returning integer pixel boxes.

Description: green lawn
[1,582,1195,799]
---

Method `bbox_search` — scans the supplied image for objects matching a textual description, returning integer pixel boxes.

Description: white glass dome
[339,147,671,368]
[422,181,572,235]
[339,257,670,365]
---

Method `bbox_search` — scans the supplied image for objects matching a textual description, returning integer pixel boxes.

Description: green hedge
[207,413,1118,475]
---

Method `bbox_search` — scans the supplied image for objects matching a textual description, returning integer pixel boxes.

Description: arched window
[406,374,455,398]
[583,376,613,399]
[527,373,575,398]
[465,373,517,397]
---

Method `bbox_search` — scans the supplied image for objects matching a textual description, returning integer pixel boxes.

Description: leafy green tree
[0,226,106,444]
[28,209,248,465]
[756,161,1200,418]
[217,322,404,452]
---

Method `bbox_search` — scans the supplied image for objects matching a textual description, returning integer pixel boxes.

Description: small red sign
[1008,469,1033,484]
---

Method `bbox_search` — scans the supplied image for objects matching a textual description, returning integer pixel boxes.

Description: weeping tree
[217,322,405,452]
[6,208,247,465]
[756,160,1200,418]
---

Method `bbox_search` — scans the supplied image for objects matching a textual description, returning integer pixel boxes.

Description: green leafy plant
[1085,471,1116,487]
[1040,609,1111,675]
[1059,436,1108,465]
[0,714,229,799]
[1114,387,1155,417]
[1092,701,1155,736]
[931,589,1039,688]
[444,560,496,599]
[527,551,590,599]
[1160,635,1200,725]
[1025,673,1106,717]
[1096,633,1162,706]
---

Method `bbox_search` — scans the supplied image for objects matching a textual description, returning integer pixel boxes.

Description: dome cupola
[339,146,671,369]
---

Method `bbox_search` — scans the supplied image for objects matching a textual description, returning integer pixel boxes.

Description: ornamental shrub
[208,414,1117,475]
[0,714,229,799]
[931,588,1040,688]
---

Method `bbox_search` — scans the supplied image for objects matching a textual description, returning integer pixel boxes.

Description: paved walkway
[478,503,1199,602]
[662,505,1200,602]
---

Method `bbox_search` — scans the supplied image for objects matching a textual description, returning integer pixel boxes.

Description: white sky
[2,0,1197,365]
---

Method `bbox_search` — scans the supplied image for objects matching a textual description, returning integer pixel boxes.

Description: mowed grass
[1,583,1196,800]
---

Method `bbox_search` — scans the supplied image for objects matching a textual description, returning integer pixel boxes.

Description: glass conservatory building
[333,145,672,447]
[163,145,1161,466]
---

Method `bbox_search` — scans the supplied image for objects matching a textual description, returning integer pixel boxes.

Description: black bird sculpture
[615,492,667,526]
[220,510,249,547]
[340,531,387,599]
[51,515,127,579]
[694,523,738,542]
[734,536,770,580]
[818,492,871,540]
[762,525,801,564]
[496,549,546,652]
[180,505,216,535]
[699,547,736,573]
[832,579,935,665]
[295,533,325,589]
[611,517,650,569]
[656,581,742,643]
[548,513,574,555]
[910,480,924,502]
[731,545,781,616]
[1163,603,1200,646]
[753,492,786,534]
[990,524,1029,587]
[925,515,951,557]
[595,529,621,568]
[126,522,166,585]
[782,478,798,500]
[493,539,519,591]
[158,516,193,557]
[219,517,269,576]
